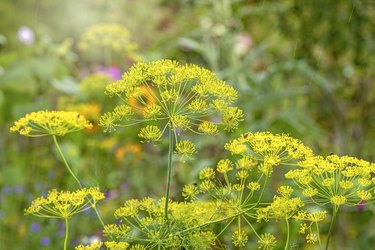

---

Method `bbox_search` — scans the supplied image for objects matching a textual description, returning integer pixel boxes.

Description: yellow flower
[217,159,233,174]
[199,167,215,180]
[175,140,197,159]
[224,132,313,169]
[258,233,277,250]
[25,188,104,219]
[232,230,248,247]
[286,154,375,208]
[182,184,200,200]
[105,241,130,250]
[75,242,103,250]
[10,110,92,137]
[138,125,162,142]
[79,23,137,53]
[100,59,242,151]
[306,233,318,244]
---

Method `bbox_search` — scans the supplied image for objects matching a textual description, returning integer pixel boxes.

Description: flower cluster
[224,132,313,175]
[78,23,137,52]
[256,186,304,222]
[285,154,375,207]
[10,110,93,137]
[100,59,243,158]
[25,188,105,219]
[100,197,222,249]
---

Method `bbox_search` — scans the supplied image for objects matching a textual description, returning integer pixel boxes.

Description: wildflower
[258,233,277,250]
[256,188,304,222]
[95,66,122,80]
[18,26,35,45]
[236,156,257,170]
[75,242,103,250]
[114,199,144,219]
[217,159,233,174]
[182,184,200,200]
[30,223,41,233]
[175,140,197,159]
[294,211,327,222]
[247,182,261,191]
[109,198,220,249]
[129,245,146,250]
[103,224,130,239]
[198,121,218,135]
[104,241,130,249]
[199,168,215,180]
[25,188,104,219]
[138,125,163,142]
[306,233,318,244]
[100,59,242,149]
[40,237,50,246]
[232,230,248,247]
[224,132,313,174]
[10,110,92,137]
[79,23,137,53]
[286,154,375,208]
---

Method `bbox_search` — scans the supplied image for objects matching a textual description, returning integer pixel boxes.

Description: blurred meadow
[1,0,375,249]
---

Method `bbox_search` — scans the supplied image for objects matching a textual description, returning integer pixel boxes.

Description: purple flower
[357,200,366,212]
[14,185,24,194]
[40,237,50,246]
[95,65,122,80]
[2,186,12,195]
[18,26,35,46]
[30,223,41,233]
[105,190,119,199]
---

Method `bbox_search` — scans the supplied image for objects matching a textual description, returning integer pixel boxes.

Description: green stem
[284,219,290,250]
[316,222,322,250]
[64,218,69,250]
[52,135,105,227]
[325,206,339,250]
[53,135,82,187]
[164,129,174,221]
[255,175,269,206]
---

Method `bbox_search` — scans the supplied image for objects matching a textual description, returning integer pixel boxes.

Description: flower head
[79,23,137,53]
[100,60,242,156]
[225,132,313,163]
[258,233,277,250]
[18,26,35,45]
[111,197,221,249]
[10,110,92,137]
[25,188,104,219]
[285,154,375,208]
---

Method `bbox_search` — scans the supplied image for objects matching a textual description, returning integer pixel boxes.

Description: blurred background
[1,0,375,249]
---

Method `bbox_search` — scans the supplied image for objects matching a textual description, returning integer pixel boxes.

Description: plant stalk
[64,218,69,250]
[53,135,82,187]
[325,206,338,250]
[52,135,105,227]
[284,219,290,250]
[164,129,174,221]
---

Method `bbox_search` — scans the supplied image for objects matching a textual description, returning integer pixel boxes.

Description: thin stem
[164,128,174,221]
[92,206,105,227]
[255,175,269,206]
[52,135,105,227]
[64,218,69,250]
[53,135,82,187]
[325,206,339,250]
[316,222,322,250]
[284,219,290,250]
